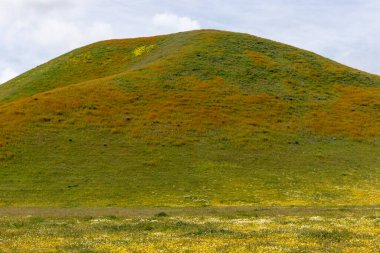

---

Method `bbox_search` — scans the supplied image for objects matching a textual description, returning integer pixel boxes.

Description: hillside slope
[0,30,379,207]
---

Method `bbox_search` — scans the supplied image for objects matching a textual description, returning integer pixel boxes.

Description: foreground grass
[0,207,379,252]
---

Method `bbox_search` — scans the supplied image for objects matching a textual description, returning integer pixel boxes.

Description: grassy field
[0,207,379,252]
[1,127,379,207]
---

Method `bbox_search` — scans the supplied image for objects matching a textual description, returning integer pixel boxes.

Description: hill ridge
[2,29,380,102]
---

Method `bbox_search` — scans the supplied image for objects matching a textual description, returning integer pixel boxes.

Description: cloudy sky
[1,0,380,83]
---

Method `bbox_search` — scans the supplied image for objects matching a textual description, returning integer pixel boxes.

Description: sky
[1,0,380,84]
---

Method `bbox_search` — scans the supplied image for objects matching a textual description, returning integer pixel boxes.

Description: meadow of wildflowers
[0,209,379,252]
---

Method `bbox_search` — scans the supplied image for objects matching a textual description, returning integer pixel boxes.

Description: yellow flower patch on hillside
[133,45,155,56]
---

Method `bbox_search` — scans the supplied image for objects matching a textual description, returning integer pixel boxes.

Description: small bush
[155,212,168,217]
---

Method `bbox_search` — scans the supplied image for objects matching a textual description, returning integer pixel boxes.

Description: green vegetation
[0,127,379,207]
[0,29,379,207]
[0,208,378,252]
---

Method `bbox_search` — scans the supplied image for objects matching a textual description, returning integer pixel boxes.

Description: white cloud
[0,0,113,75]
[153,13,201,33]
[31,20,113,53]
[1,0,380,78]
[0,68,19,84]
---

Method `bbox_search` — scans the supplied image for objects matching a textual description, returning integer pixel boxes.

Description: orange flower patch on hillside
[0,80,135,135]
[246,51,279,70]
[1,69,378,150]
[0,73,298,146]
[307,85,380,138]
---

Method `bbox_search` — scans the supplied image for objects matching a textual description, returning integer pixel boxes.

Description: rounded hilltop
[0,30,379,207]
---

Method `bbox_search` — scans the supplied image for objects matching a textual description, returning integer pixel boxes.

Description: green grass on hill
[1,127,379,207]
[0,30,379,207]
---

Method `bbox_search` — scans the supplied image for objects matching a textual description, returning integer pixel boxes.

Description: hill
[0,30,379,207]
